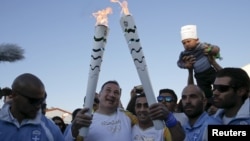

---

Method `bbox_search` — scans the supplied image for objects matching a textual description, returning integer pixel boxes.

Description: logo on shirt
[102,120,121,133]
[134,135,155,141]
[31,130,41,141]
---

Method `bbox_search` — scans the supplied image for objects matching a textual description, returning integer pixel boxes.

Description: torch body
[120,15,164,130]
[79,25,109,138]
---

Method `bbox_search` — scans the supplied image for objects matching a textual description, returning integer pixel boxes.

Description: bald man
[0,73,65,141]
[181,84,221,141]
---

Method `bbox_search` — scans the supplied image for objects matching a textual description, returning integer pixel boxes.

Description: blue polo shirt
[0,103,65,141]
[183,112,221,141]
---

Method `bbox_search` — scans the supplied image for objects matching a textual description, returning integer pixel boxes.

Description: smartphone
[134,85,143,93]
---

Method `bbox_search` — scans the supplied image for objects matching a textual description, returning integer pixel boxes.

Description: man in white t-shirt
[64,80,170,141]
[132,93,172,141]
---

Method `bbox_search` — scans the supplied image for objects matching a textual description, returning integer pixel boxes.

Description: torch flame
[92,7,112,26]
[110,0,130,15]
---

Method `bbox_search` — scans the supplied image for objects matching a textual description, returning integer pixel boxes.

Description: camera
[134,85,143,93]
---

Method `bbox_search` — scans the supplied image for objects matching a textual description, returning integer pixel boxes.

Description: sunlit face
[159,92,176,112]
[181,85,205,119]
[181,38,199,50]
[98,83,121,110]
[135,97,151,123]
[212,77,237,109]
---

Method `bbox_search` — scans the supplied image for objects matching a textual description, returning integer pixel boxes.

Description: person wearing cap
[177,24,222,108]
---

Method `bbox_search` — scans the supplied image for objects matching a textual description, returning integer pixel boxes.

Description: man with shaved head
[181,84,221,141]
[0,73,65,141]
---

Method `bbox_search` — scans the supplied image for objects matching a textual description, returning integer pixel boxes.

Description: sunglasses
[17,91,45,106]
[212,84,235,93]
[157,96,174,102]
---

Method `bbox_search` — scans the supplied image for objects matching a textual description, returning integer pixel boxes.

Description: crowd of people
[0,24,249,141]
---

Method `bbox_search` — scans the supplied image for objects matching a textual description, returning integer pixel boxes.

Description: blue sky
[1,0,249,113]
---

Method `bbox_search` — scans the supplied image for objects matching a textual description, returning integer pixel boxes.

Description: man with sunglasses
[0,73,65,141]
[157,89,188,127]
[212,67,250,125]
[157,89,186,141]
[158,89,178,113]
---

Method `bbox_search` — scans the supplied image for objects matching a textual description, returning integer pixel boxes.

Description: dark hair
[100,80,120,91]
[1,87,12,96]
[159,88,178,102]
[52,116,64,123]
[52,116,66,133]
[216,67,250,101]
[0,87,12,99]
[126,93,146,115]
[100,80,121,95]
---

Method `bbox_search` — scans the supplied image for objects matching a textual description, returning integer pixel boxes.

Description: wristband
[165,112,178,128]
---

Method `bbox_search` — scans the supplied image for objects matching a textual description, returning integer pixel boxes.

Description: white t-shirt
[132,124,167,141]
[84,108,133,141]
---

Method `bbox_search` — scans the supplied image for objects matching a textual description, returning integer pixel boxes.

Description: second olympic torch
[78,7,112,140]
[112,0,165,130]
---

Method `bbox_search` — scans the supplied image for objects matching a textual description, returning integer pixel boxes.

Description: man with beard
[181,84,221,141]
[132,93,172,141]
[0,73,65,141]
[212,67,250,125]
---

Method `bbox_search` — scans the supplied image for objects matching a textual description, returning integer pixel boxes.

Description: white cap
[180,25,198,40]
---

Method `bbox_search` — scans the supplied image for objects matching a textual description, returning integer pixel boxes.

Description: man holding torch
[64,80,173,141]
[111,0,185,141]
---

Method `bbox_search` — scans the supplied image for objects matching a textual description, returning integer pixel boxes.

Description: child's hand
[182,55,195,69]
[203,45,212,55]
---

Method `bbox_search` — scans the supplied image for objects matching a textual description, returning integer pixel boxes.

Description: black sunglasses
[17,91,45,106]
[157,96,174,102]
[212,84,235,93]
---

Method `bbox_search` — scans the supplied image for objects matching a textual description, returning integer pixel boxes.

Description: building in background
[46,107,72,124]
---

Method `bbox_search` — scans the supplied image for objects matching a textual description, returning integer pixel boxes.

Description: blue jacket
[183,112,221,141]
[213,98,250,125]
[0,103,65,141]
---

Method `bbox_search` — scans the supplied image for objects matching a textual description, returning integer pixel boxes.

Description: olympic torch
[111,0,165,130]
[77,7,112,140]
